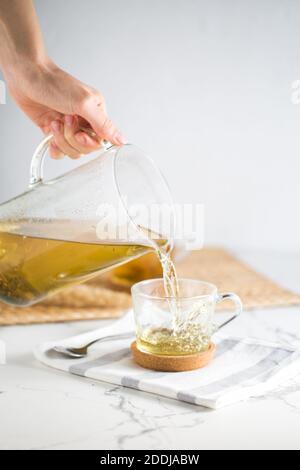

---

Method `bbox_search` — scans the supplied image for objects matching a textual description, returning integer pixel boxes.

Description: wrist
[2,52,55,89]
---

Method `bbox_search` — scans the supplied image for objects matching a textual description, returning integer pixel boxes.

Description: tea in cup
[131,278,242,357]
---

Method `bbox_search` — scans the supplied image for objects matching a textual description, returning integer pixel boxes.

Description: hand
[6,59,126,159]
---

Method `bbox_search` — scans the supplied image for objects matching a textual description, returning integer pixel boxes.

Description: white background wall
[0,0,300,252]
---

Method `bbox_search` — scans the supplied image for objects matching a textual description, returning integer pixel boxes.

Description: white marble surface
[1,250,300,450]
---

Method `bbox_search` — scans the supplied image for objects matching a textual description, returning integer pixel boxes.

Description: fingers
[76,92,127,146]
[64,115,101,154]
[49,141,64,160]
[47,87,128,159]
[50,120,83,159]
[49,116,104,159]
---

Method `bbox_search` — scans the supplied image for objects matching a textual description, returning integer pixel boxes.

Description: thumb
[76,92,126,146]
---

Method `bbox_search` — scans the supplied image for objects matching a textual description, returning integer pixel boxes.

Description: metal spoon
[53,331,135,358]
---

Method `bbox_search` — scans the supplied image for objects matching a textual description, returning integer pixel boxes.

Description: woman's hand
[6,59,126,159]
[0,1,126,159]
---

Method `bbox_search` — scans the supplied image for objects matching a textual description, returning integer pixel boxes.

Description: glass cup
[131,278,242,356]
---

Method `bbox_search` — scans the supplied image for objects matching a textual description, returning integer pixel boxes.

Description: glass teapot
[0,135,174,307]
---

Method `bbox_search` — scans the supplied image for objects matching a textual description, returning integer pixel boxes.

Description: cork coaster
[1,247,300,326]
[131,341,216,372]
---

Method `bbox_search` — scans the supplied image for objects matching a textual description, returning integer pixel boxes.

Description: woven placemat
[1,247,299,326]
[177,248,300,309]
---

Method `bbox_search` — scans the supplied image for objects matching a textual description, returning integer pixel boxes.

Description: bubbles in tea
[0,220,153,306]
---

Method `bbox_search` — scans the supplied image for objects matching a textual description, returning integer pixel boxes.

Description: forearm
[0,0,48,78]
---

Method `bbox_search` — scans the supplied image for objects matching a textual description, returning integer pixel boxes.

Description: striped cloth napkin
[34,310,300,409]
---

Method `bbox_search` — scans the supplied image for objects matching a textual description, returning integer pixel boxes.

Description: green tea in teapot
[0,139,179,310]
[0,219,163,306]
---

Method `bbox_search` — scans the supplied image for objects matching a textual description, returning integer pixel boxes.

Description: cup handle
[29,131,113,188]
[215,292,243,330]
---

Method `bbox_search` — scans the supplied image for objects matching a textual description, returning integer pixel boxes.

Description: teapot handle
[29,131,113,188]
